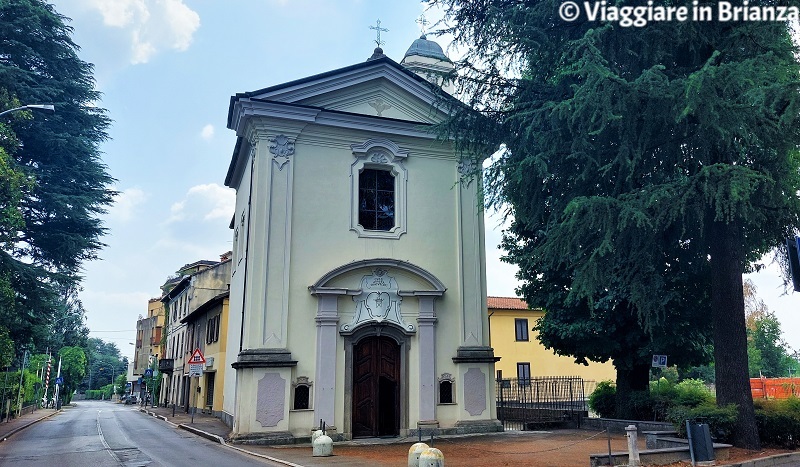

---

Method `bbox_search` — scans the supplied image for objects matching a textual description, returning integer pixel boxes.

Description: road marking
[96,411,124,466]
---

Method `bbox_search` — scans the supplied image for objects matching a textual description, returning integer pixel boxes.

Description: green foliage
[85,383,114,400]
[0,327,14,367]
[58,346,86,404]
[748,312,792,377]
[114,374,126,396]
[588,380,616,418]
[674,379,714,408]
[81,338,125,391]
[754,397,800,448]
[679,364,716,384]
[434,0,800,448]
[668,403,740,442]
[0,0,114,353]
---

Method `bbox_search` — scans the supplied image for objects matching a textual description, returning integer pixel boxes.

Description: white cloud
[108,187,148,222]
[167,183,235,224]
[200,124,214,140]
[84,0,200,64]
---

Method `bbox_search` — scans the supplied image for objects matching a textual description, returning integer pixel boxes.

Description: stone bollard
[625,424,640,467]
[311,429,323,444]
[312,434,333,457]
[418,447,444,467]
[408,442,429,467]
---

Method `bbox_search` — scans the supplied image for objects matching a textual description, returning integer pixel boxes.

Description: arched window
[438,373,455,404]
[292,376,313,410]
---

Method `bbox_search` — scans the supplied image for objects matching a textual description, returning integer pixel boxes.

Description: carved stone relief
[340,269,415,334]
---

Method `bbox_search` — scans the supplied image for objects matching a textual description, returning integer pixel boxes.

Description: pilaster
[417,295,438,424]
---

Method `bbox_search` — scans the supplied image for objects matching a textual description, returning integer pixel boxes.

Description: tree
[744,279,793,377]
[435,0,800,449]
[530,264,713,418]
[0,0,115,352]
[80,338,125,392]
[57,346,86,404]
[114,374,127,398]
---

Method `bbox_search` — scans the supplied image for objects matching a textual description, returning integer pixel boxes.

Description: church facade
[222,39,500,441]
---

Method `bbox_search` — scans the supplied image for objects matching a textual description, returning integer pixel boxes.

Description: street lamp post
[15,350,29,417]
[0,104,55,118]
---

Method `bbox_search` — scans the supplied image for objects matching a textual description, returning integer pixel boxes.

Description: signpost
[188,348,205,423]
[652,355,668,368]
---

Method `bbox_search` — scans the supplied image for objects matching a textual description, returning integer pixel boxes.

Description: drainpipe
[487,310,495,348]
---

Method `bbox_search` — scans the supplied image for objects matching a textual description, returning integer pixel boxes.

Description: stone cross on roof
[369,19,388,47]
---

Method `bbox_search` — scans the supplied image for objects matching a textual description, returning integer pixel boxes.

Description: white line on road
[96,410,124,466]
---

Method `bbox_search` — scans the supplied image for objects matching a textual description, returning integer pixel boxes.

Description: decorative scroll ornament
[340,269,415,335]
[269,134,295,170]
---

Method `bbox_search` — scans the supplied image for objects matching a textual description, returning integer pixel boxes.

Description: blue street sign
[54,377,63,385]
[144,368,153,377]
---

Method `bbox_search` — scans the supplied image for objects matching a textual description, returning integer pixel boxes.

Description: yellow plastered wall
[197,298,228,414]
[489,305,614,383]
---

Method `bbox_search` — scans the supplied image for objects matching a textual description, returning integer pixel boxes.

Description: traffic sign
[651,355,668,368]
[54,377,63,385]
[189,348,206,364]
[144,368,153,377]
[188,363,203,377]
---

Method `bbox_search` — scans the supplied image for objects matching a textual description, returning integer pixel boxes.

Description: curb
[178,423,225,444]
[138,408,177,427]
[0,409,61,442]
[224,443,306,467]
[720,452,800,467]
[136,408,305,467]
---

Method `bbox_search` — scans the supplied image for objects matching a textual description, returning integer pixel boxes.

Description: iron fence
[496,376,590,430]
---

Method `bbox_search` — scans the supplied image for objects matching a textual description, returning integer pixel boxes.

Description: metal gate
[496,376,588,430]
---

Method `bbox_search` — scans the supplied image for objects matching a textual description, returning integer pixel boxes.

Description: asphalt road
[0,400,281,467]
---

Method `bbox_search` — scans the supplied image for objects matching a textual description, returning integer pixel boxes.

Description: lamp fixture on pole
[0,104,55,118]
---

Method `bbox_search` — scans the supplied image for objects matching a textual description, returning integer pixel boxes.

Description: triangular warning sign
[189,348,206,364]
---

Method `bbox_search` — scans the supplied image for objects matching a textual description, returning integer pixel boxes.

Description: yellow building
[488,297,614,383]
[181,290,229,419]
[133,298,166,377]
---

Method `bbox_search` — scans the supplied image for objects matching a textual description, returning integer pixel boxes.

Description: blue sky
[48,0,798,361]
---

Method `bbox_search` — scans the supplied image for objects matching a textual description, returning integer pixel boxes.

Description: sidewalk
[0,406,61,442]
[137,405,800,467]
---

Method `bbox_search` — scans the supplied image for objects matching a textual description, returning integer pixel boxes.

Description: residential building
[160,256,231,412]
[180,288,229,419]
[488,296,615,383]
[133,299,165,378]
[223,37,500,442]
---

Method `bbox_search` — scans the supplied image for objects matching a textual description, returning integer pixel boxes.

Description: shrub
[667,402,738,442]
[754,397,800,448]
[628,390,656,420]
[589,380,616,418]
[650,378,677,421]
[673,379,713,408]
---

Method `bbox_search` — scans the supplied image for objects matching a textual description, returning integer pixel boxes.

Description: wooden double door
[352,336,401,438]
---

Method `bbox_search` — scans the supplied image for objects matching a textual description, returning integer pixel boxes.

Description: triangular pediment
[239,57,450,124]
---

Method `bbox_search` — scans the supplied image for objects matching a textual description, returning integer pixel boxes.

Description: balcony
[158,358,174,373]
